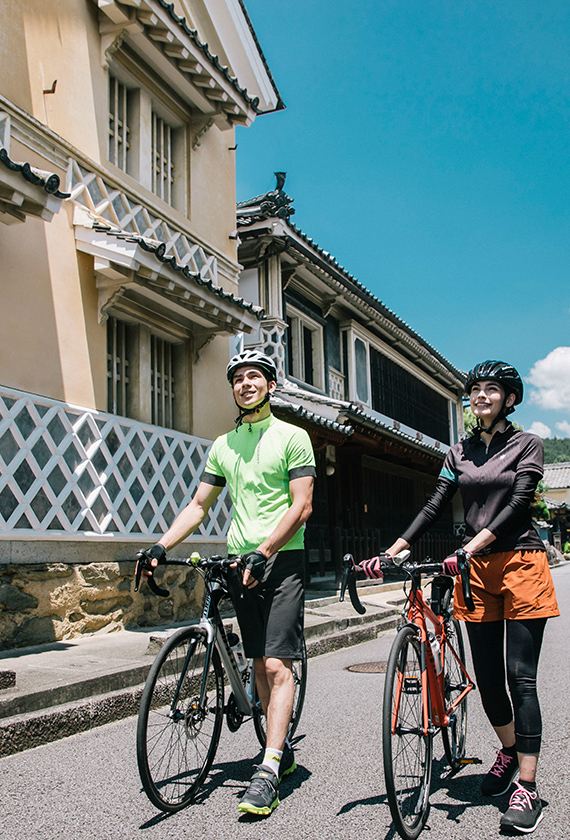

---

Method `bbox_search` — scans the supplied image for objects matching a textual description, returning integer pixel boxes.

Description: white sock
[261,748,282,777]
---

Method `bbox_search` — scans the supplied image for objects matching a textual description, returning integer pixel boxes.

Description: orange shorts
[453,550,560,622]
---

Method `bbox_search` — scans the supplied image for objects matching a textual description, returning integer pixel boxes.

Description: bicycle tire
[137,626,224,812]
[383,625,433,840]
[441,618,468,769]
[253,636,307,747]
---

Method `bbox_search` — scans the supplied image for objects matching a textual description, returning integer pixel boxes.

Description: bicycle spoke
[383,627,433,840]
[137,628,224,812]
[441,619,468,769]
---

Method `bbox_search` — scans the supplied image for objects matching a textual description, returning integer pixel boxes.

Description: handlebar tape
[456,549,475,612]
[134,551,170,598]
[340,554,366,615]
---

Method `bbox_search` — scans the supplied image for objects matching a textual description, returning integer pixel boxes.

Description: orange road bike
[341,549,476,840]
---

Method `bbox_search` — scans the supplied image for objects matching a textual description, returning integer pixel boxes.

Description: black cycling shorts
[227,549,305,660]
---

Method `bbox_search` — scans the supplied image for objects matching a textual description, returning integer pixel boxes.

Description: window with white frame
[108,75,130,172]
[345,328,451,444]
[286,305,324,389]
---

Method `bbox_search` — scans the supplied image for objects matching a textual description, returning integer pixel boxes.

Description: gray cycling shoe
[238,766,279,816]
[279,743,297,780]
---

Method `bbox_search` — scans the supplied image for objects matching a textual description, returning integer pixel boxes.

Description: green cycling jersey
[202,414,316,554]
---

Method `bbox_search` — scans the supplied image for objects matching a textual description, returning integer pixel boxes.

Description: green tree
[542,438,570,464]
[530,479,549,522]
[463,407,476,434]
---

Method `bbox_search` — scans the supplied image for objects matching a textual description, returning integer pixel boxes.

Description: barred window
[108,76,130,172]
[151,335,175,428]
[152,112,174,204]
[107,317,129,416]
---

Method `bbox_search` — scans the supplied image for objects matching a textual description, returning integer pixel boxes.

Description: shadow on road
[138,742,313,829]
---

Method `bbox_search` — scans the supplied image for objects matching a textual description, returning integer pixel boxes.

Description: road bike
[134,551,307,813]
[341,549,475,840]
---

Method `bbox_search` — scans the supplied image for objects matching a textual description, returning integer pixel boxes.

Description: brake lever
[134,550,170,598]
[340,553,366,615]
[456,548,475,612]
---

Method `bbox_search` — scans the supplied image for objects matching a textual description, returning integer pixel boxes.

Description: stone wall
[0,542,226,649]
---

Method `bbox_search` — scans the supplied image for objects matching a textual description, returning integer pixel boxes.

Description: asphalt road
[1,564,568,840]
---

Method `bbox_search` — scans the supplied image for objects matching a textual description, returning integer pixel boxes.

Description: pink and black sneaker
[481,747,519,796]
[500,782,543,833]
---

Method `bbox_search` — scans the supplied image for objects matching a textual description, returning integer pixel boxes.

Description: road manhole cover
[345,661,387,673]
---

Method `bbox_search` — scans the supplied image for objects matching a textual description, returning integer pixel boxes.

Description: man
[141,349,315,816]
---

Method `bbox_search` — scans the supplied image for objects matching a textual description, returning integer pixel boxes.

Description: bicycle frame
[196,565,257,717]
[396,577,473,738]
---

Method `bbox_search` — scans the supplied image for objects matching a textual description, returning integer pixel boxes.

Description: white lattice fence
[0,386,231,540]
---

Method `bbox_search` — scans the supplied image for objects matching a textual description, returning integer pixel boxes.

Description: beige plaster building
[0,0,281,647]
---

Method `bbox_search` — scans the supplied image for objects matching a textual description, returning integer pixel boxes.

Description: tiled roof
[0,147,69,199]
[91,222,265,320]
[152,0,275,114]
[237,177,463,384]
[275,382,446,458]
[543,462,570,489]
[235,0,285,111]
[543,495,568,510]
[342,403,446,456]
[271,393,353,437]
[237,173,294,223]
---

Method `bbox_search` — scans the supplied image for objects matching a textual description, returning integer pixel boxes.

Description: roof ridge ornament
[236,171,294,225]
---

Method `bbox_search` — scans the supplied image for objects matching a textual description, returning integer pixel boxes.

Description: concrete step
[0,610,402,759]
[0,597,403,757]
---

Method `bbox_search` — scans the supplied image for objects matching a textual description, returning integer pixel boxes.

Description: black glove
[134,543,169,597]
[142,543,167,566]
[244,549,268,583]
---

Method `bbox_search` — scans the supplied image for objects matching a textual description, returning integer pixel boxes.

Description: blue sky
[235,0,570,438]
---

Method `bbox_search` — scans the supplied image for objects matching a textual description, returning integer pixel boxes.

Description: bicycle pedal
[459,757,482,765]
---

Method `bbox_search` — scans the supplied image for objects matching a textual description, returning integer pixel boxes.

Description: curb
[0,611,400,758]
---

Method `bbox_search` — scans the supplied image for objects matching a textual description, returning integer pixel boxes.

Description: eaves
[97,0,272,127]
[76,221,264,332]
[238,220,464,391]
[275,381,447,460]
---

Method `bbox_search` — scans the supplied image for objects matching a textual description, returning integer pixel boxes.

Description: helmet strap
[234,392,271,430]
[474,393,510,437]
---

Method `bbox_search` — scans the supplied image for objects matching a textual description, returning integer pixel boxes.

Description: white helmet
[226,350,277,384]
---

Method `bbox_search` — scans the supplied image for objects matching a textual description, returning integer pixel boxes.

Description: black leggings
[465,618,547,755]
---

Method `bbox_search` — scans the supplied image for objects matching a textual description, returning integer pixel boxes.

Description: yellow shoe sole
[238,796,279,816]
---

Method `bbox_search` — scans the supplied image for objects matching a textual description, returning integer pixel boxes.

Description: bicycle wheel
[383,625,433,840]
[253,636,307,747]
[137,627,224,812]
[441,618,468,769]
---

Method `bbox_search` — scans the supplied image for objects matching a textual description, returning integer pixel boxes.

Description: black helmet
[226,350,277,384]
[465,360,523,413]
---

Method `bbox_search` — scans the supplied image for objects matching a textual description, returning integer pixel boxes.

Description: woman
[384,360,559,834]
